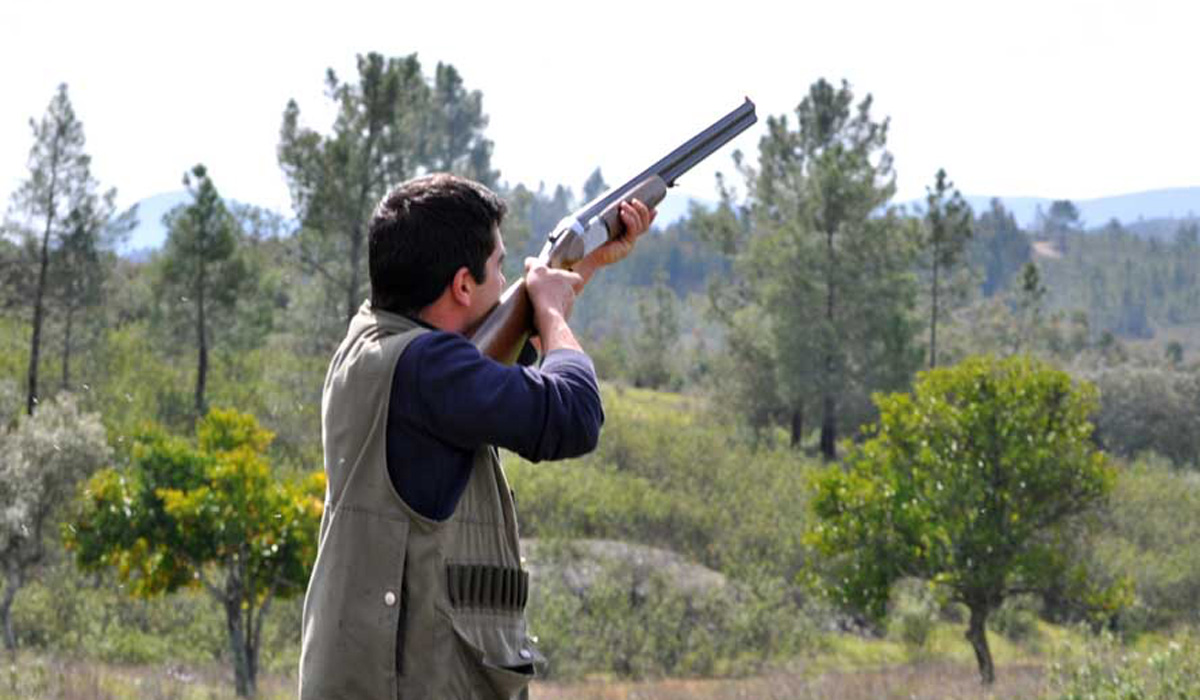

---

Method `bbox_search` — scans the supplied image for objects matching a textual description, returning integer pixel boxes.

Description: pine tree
[156,165,247,420]
[9,84,116,415]
[921,169,972,367]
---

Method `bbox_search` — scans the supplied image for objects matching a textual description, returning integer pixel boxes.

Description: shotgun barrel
[470,98,757,364]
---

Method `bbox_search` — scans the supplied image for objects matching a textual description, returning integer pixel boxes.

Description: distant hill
[119,190,189,257]
[121,186,1200,257]
[942,187,1200,230]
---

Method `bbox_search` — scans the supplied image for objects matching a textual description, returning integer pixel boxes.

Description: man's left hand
[582,198,656,270]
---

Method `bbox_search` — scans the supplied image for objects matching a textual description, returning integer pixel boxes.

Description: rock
[521,538,729,601]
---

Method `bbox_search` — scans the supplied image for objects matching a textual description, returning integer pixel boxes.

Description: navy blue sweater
[386,330,603,520]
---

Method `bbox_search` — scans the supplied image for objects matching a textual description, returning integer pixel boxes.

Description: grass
[0,623,1094,700]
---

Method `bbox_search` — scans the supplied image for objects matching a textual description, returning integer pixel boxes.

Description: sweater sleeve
[392,331,604,462]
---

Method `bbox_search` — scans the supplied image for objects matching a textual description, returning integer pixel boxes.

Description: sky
[1,0,1197,219]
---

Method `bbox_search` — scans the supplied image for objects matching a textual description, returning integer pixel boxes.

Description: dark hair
[368,174,506,315]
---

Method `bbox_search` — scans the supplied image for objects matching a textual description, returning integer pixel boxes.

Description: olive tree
[0,394,108,649]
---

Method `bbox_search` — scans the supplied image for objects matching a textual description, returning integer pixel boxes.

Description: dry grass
[533,662,1045,700]
[0,652,1048,700]
[0,653,295,700]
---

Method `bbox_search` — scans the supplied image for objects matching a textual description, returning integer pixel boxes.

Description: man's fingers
[524,257,539,274]
[621,198,655,238]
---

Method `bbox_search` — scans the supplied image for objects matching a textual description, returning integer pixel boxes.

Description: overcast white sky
[1,0,1196,217]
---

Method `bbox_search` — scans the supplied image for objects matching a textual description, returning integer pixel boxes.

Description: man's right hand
[525,258,583,353]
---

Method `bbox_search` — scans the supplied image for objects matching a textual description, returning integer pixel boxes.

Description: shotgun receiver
[470,98,758,364]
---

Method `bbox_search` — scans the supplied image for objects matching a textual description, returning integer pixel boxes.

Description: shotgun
[470,98,758,364]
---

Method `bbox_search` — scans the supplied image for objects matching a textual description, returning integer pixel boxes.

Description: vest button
[384,591,397,607]
[519,649,532,660]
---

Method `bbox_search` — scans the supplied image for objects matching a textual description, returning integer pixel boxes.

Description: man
[299,173,654,699]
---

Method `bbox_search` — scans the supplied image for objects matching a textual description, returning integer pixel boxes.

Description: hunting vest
[300,302,542,700]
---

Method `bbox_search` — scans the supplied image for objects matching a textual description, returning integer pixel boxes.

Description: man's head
[369,174,508,327]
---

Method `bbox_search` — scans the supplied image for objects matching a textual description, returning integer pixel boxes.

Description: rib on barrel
[470,99,758,363]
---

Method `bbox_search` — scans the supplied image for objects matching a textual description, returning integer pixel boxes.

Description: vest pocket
[450,615,542,699]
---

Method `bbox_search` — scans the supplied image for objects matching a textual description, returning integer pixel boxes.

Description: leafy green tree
[278,53,495,330]
[9,84,119,415]
[704,79,920,456]
[1087,366,1200,467]
[920,169,972,367]
[155,165,250,420]
[810,355,1114,684]
[0,395,108,649]
[68,409,323,698]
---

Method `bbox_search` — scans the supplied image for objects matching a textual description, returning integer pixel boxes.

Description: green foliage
[1047,632,1200,699]
[510,386,813,581]
[155,164,262,419]
[920,168,973,368]
[1095,456,1200,633]
[631,269,680,389]
[279,52,495,331]
[1087,367,1200,467]
[0,394,109,648]
[969,198,1031,298]
[528,554,811,680]
[810,355,1115,681]
[69,409,321,599]
[8,83,126,416]
[700,78,922,454]
[887,579,938,655]
[67,408,323,696]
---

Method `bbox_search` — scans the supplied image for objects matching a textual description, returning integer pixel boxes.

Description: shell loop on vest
[448,564,529,611]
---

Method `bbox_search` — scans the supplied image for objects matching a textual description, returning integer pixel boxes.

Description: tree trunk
[790,408,804,448]
[61,303,74,391]
[820,226,838,461]
[965,604,995,686]
[27,131,61,417]
[195,264,208,420]
[819,393,837,460]
[929,255,940,368]
[0,566,23,651]
[223,576,256,698]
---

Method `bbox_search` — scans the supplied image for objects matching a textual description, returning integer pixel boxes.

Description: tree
[155,165,249,420]
[0,394,108,649]
[631,268,679,389]
[1013,262,1046,353]
[9,84,118,415]
[810,355,1114,684]
[425,62,498,186]
[582,167,608,203]
[703,79,920,457]
[920,169,972,367]
[68,409,323,697]
[278,53,496,331]
[970,199,1030,298]
[50,190,135,391]
[1038,199,1082,254]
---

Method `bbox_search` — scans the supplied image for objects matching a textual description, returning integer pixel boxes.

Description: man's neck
[416,301,465,335]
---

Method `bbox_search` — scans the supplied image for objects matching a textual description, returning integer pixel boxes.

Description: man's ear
[449,266,475,307]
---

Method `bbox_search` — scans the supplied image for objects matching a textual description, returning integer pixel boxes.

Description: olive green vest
[300,302,542,700]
